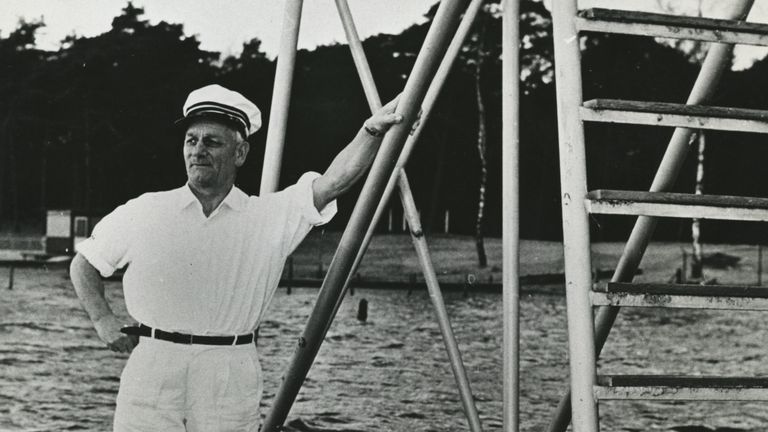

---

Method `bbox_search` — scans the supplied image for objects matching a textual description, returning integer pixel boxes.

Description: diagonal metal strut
[261,1,470,430]
[332,1,486,431]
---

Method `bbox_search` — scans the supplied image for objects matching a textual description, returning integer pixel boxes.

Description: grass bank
[289,232,766,288]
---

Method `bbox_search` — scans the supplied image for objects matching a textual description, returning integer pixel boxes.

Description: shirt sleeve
[266,172,337,257]
[75,199,139,277]
[294,171,337,226]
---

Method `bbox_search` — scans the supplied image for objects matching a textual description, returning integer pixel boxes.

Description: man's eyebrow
[186,131,227,140]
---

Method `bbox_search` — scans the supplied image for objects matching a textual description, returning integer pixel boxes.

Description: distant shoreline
[1,232,764,290]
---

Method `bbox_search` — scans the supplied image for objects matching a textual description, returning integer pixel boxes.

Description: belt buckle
[186,333,194,345]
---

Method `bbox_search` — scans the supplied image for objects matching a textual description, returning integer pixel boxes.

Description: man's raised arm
[312,96,405,210]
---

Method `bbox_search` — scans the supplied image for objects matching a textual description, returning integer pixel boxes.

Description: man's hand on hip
[94,314,137,353]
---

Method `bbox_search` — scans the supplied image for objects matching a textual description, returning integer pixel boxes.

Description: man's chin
[187,174,216,189]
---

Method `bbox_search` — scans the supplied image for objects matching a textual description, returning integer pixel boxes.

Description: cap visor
[174,112,247,137]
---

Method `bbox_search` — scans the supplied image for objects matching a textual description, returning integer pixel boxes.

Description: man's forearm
[70,253,136,352]
[70,253,114,323]
[313,126,382,209]
[312,95,405,209]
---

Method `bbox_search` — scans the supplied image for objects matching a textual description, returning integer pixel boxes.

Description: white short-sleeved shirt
[76,172,336,335]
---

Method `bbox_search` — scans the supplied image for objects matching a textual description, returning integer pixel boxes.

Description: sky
[1,0,768,68]
[0,0,436,59]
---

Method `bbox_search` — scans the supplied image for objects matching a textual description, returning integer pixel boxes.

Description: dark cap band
[185,101,250,134]
[174,112,248,139]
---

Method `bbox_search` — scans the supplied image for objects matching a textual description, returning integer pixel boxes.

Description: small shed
[45,210,102,256]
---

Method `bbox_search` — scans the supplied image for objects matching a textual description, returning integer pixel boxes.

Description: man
[69,84,404,431]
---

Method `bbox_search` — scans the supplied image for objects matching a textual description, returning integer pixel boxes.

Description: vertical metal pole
[545,1,755,431]
[551,0,599,430]
[502,0,520,431]
[333,2,484,430]
[261,2,468,430]
[260,0,303,195]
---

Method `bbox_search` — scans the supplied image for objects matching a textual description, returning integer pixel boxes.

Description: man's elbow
[70,253,97,283]
[313,175,346,210]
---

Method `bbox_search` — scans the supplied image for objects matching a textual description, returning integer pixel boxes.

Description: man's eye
[185,138,197,146]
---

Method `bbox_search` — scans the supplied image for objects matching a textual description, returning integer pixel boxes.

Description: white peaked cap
[178,84,261,137]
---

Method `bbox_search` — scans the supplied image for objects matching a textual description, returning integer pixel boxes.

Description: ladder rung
[595,375,768,400]
[586,190,768,222]
[592,282,768,310]
[581,99,768,134]
[599,282,768,298]
[577,8,768,47]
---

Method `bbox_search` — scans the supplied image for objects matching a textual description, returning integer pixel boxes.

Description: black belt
[121,324,258,346]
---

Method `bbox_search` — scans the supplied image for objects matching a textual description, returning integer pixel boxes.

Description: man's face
[183,119,249,190]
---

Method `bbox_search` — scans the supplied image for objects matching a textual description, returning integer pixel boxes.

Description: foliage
[2,1,768,245]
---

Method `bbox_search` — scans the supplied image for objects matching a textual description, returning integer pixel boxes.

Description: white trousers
[113,337,262,432]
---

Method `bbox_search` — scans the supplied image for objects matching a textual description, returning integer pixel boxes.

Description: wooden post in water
[260,2,468,430]
[316,250,323,279]
[356,298,368,322]
[286,255,294,295]
[7,265,14,290]
[758,244,763,286]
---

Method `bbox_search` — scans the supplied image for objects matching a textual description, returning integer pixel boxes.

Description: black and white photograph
[3,0,768,431]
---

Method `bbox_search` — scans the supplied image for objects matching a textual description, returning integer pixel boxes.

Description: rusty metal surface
[590,291,768,311]
[577,16,768,47]
[580,105,768,134]
[595,386,768,401]
[579,8,768,33]
[585,199,768,222]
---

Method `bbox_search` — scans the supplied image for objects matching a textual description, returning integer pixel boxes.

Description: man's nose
[189,141,208,157]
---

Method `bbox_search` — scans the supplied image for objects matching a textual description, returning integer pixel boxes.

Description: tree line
[2,1,768,244]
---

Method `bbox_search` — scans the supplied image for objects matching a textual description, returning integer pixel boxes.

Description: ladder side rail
[502,0,522,431]
[551,0,599,430]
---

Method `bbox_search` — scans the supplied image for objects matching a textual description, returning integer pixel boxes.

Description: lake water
[1,267,768,431]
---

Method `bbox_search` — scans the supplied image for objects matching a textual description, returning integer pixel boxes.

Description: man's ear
[235,139,250,167]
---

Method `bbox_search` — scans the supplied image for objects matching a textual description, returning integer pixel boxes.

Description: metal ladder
[551,1,768,431]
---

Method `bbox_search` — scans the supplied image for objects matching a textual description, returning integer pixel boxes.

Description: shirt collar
[178,184,248,213]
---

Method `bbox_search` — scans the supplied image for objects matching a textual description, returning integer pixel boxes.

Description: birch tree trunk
[474,35,488,268]
[691,131,705,279]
